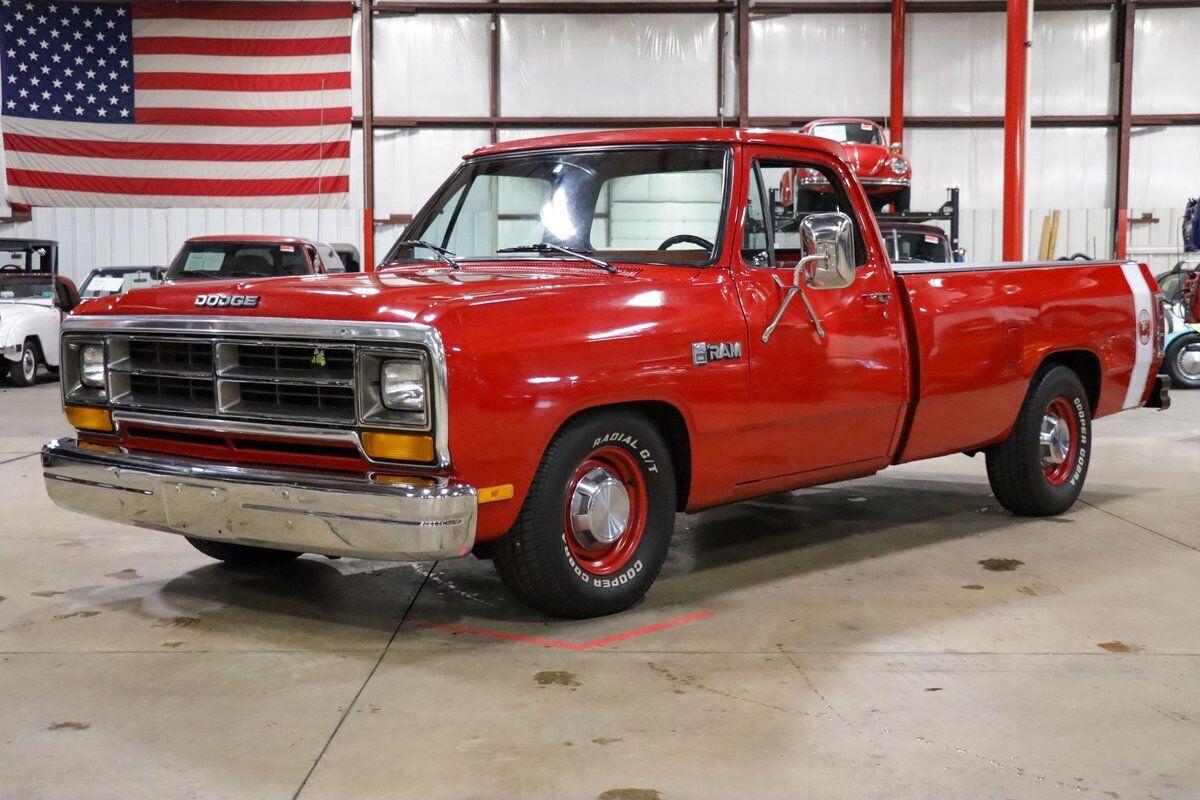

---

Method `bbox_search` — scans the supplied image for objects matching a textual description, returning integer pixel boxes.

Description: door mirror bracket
[763,253,827,343]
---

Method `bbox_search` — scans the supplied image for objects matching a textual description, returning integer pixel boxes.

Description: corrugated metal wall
[1,2,1197,271]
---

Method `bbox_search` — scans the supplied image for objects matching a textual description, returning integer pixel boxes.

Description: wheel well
[559,401,692,511]
[1039,350,1101,413]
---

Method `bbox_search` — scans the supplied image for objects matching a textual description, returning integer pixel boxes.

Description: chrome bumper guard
[41,438,477,561]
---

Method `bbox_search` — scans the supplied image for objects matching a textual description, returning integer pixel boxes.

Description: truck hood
[0,299,55,317]
[72,263,692,328]
[840,143,891,176]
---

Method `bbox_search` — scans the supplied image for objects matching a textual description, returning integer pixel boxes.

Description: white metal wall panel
[905,127,1112,211]
[1029,10,1114,116]
[749,14,889,118]
[1132,8,1200,114]
[1129,126,1200,209]
[905,127,1004,210]
[1027,127,1114,208]
[372,128,489,218]
[908,10,1113,117]
[907,13,1005,116]
[373,15,491,117]
[499,15,719,116]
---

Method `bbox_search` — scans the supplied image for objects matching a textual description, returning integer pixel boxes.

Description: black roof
[0,238,57,249]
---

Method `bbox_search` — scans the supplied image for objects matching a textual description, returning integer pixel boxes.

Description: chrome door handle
[862,292,892,307]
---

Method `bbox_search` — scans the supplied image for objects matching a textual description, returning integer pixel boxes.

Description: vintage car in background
[164,236,346,282]
[1156,263,1200,389]
[79,266,167,300]
[0,239,79,387]
[879,222,961,264]
[799,118,910,212]
[332,243,363,273]
[43,128,1166,618]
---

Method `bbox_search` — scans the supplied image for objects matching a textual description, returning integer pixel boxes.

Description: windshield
[80,270,163,298]
[387,146,729,267]
[166,242,310,281]
[0,274,55,301]
[884,229,951,263]
[809,122,884,146]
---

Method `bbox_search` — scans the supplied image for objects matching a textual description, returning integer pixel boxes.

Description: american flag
[0,0,351,208]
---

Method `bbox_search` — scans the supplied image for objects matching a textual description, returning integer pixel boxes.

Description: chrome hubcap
[1178,344,1200,379]
[1040,412,1071,466]
[21,349,35,381]
[569,467,630,547]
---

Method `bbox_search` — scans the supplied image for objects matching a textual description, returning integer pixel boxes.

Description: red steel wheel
[562,445,648,575]
[1039,396,1080,486]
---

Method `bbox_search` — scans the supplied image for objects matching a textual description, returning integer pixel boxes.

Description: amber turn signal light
[64,405,113,433]
[361,431,435,463]
[477,484,514,504]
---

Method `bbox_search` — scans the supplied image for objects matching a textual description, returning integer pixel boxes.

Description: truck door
[732,147,907,482]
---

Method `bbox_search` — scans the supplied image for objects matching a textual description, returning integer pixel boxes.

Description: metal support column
[890,0,906,146]
[1002,0,1031,260]
[1114,0,1136,259]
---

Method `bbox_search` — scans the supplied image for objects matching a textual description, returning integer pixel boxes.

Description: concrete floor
[1,377,1198,800]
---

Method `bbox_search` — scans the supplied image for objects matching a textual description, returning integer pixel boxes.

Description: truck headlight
[889,156,909,175]
[380,359,426,412]
[79,343,106,388]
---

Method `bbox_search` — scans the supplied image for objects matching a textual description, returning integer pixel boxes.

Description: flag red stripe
[135,107,352,127]
[3,134,351,163]
[134,36,351,57]
[134,72,352,92]
[7,169,350,198]
[132,2,352,21]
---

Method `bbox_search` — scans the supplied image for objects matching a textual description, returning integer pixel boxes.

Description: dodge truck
[42,128,1168,618]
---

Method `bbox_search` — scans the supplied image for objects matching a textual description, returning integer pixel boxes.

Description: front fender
[435,269,750,539]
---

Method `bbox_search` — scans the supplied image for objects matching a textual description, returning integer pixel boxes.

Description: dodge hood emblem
[194,294,261,308]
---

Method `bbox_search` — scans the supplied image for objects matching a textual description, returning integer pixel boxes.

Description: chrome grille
[100,334,415,426]
[59,317,449,470]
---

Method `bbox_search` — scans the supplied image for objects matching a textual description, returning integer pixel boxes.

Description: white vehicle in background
[0,239,79,387]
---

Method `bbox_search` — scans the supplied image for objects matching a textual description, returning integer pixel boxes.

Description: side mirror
[953,248,967,263]
[799,212,856,289]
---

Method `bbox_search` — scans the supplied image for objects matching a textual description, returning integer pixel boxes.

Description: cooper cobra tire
[1164,332,1200,389]
[185,536,302,566]
[986,365,1091,516]
[9,338,39,387]
[493,410,676,618]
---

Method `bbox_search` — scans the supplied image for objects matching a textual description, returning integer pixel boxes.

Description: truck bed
[891,260,1158,463]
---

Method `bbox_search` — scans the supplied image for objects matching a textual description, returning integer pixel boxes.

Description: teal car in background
[1157,264,1200,389]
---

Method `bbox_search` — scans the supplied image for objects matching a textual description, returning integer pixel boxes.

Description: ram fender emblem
[193,294,261,308]
[692,341,742,366]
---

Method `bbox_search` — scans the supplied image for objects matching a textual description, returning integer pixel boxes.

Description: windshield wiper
[497,243,617,274]
[392,240,459,269]
[225,271,272,278]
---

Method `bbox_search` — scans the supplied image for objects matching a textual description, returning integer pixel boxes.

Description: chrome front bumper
[41,438,477,561]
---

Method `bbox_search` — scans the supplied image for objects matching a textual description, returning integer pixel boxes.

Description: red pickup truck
[43,128,1168,618]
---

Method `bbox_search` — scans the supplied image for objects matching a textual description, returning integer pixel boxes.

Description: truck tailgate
[892,260,1158,463]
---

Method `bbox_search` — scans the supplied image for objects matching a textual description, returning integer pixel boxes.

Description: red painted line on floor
[411,610,713,651]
